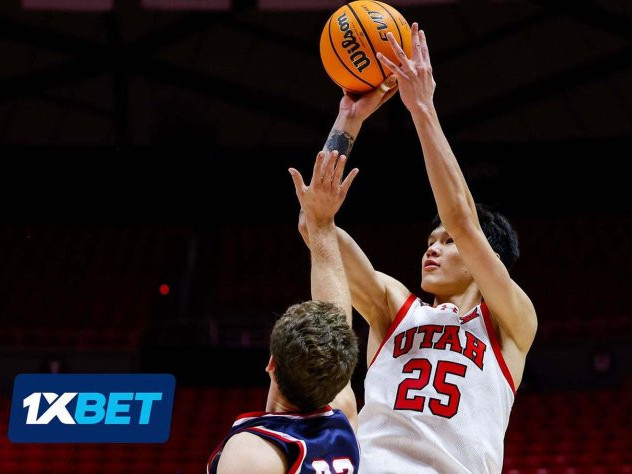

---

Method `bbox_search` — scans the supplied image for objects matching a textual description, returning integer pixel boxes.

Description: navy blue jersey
[208,405,359,474]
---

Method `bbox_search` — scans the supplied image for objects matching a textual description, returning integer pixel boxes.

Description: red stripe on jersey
[480,301,516,394]
[236,410,268,420]
[235,405,333,421]
[248,426,306,474]
[368,293,417,368]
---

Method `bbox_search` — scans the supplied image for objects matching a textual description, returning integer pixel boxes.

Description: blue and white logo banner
[8,374,175,443]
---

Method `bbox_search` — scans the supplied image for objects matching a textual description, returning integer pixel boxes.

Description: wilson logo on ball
[337,12,370,73]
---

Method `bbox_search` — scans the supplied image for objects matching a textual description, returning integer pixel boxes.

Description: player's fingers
[324,150,339,184]
[419,30,431,67]
[384,74,398,88]
[363,77,392,103]
[379,75,397,93]
[340,168,359,196]
[386,31,412,70]
[312,151,326,183]
[411,22,422,63]
[376,52,408,80]
[332,154,347,186]
[378,83,399,107]
[289,168,306,196]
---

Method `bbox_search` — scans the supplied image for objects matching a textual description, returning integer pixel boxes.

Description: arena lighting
[258,0,457,10]
[22,0,113,10]
[142,0,231,10]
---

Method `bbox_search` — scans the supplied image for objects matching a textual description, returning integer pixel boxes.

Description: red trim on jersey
[207,447,220,474]
[207,434,229,474]
[235,405,333,420]
[368,293,417,368]
[480,301,516,394]
[236,410,268,420]
[248,426,306,474]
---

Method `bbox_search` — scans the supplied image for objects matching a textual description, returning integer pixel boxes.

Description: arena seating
[0,225,194,350]
[210,219,632,347]
[502,381,632,473]
[2,219,631,352]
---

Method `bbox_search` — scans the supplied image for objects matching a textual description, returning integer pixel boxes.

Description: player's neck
[433,284,481,314]
[266,397,300,413]
[265,380,300,413]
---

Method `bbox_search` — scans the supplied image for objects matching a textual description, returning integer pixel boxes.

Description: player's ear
[265,355,276,374]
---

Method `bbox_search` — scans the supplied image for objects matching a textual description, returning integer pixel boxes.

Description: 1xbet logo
[9,374,175,443]
[23,391,163,425]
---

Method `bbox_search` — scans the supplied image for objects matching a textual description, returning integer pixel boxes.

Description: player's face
[421,226,473,296]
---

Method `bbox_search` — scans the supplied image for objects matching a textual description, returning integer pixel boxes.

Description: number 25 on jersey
[394,358,467,418]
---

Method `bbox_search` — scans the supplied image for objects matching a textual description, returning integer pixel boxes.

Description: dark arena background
[1,0,631,472]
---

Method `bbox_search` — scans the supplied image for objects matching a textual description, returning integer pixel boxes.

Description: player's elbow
[439,200,477,235]
[445,214,480,242]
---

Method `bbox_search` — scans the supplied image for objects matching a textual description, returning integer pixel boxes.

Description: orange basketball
[320,1,412,94]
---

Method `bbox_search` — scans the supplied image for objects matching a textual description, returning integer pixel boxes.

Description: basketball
[319,1,412,94]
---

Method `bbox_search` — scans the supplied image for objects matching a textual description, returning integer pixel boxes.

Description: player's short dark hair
[429,203,520,270]
[270,301,358,412]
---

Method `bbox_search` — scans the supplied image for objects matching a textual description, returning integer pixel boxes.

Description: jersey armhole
[368,293,417,368]
[209,427,302,474]
[480,301,516,394]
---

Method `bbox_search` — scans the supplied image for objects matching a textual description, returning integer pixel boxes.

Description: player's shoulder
[215,431,287,474]
[258,408,356,446]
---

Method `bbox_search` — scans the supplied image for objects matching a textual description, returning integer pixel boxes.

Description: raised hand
[324,76,398,158]
[338,75,398,122]
[376,22,436,114]
[289,150,359,228]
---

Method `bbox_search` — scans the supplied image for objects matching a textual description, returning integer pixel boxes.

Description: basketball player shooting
[208,153,361,474]
[298,23,538,473]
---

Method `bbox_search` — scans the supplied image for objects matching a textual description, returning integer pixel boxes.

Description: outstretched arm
[323,77,397,157]
[378,24,537,382]
[289,150,359,428]
[290,151,357,321]
[299,78,409,338]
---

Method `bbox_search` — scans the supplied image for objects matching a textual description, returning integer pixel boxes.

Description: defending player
[208,151,361,474]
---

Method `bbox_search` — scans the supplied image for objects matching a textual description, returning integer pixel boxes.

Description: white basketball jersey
[357,295,515,474]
